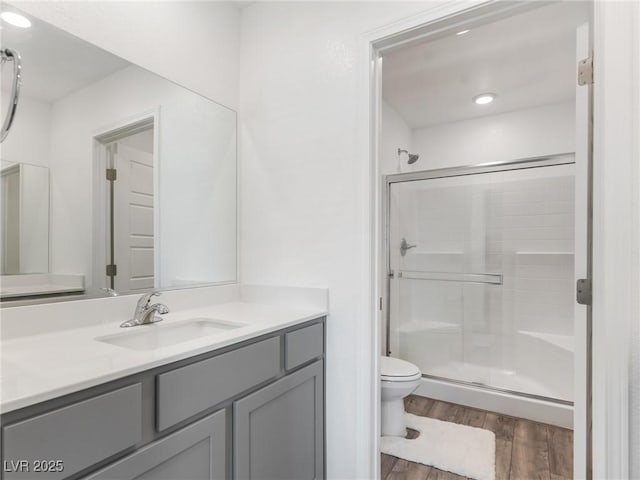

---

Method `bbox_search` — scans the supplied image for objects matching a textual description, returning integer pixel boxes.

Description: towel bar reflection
[398,271,503,285]
[0,48,22,143]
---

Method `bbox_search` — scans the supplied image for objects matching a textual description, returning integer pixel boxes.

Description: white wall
[48,65,236,291]
[10,1,241,109]
[238,2,437,478]
[0,93,52,168]
[380,100,412,174]
[404,101,575,172]
[19,164,49,273]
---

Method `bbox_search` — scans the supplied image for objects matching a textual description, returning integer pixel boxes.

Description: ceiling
[1,8,130,103]
[382,2,590,129]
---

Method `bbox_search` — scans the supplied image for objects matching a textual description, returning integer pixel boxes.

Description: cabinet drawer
[285,322,324,371]
[2,384,142,480]
[83,409,226,480]
[157,336,281,431]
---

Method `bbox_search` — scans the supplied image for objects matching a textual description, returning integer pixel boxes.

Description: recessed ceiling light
[456,29,470,36]
[473,93,496,105]
[0,11,32,28]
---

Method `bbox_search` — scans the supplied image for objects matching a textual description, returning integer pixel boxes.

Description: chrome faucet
[100,287,119,297]
[120,292,169,328]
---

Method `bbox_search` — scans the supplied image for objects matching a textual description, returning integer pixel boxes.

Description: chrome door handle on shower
[0,48,22,143]
[400,238,416,256]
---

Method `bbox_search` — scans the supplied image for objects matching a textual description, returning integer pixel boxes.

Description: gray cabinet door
[84,410,227,480]
[234,361,324,480]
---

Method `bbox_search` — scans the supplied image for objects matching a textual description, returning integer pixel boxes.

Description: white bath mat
[380,413,495,480]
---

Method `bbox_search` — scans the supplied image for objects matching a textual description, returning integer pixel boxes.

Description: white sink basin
[96,318,245,351]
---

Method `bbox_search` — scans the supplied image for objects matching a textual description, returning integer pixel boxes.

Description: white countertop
[0,283,85,298]
[0,298,326,414]
[1,274,85,299]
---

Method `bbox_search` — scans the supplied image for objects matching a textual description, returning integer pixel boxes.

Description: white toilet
[380,356,422,437]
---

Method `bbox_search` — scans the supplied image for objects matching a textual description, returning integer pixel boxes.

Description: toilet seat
[381,356,421,382]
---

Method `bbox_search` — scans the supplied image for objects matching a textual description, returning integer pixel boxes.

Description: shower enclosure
[385,154,577,410]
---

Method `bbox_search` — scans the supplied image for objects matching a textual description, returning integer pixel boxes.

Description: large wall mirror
[0,7,237,302]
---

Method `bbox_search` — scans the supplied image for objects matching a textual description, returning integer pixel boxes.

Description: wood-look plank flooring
[381,395,573,480]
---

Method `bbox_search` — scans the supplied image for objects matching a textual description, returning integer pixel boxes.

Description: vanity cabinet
[84,410,227,480]
[234,361,324,480]
[0,318,325,480]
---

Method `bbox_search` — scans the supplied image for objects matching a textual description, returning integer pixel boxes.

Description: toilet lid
[380,356,421,381]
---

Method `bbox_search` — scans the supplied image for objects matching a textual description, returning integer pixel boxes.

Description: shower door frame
[383,152,577,406]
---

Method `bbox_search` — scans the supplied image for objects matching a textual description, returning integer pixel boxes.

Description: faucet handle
[151,303,170,315]
[136,291,161,310]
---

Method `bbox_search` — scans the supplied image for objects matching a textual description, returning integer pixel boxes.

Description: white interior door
[112,142,155,292]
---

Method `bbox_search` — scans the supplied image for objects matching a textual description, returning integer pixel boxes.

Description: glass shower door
[387,163,575,402]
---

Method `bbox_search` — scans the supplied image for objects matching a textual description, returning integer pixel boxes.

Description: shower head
[398,148,420,165]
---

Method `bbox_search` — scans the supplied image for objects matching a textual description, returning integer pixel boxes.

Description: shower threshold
[421,372,573,406]
[414,373,574,428]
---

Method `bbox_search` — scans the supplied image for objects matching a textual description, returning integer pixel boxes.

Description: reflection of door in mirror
[1,163,20,274]
[103,126,155,294]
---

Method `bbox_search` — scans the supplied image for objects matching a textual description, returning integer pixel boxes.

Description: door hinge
[578,57,593,86]
[106,264,118,277]
[106,168,117,181]
[576,278,592,305]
